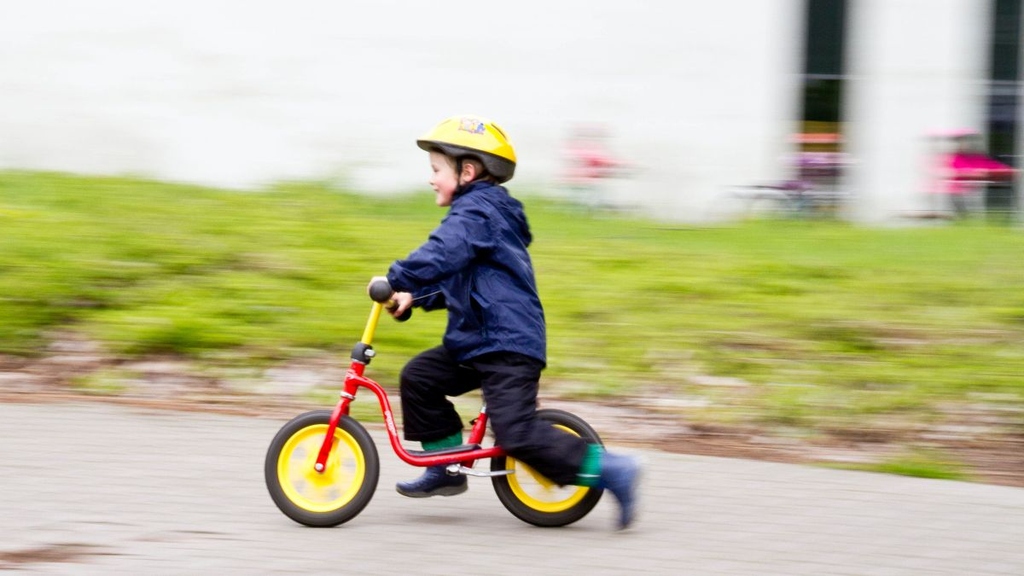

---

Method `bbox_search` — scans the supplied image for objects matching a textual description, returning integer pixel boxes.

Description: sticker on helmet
[458,118,486,135]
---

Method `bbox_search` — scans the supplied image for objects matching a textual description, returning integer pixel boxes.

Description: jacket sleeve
[386,205,493,293]
[411,285,446,311]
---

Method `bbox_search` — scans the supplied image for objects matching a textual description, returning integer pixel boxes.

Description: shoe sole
[395,483,468,499]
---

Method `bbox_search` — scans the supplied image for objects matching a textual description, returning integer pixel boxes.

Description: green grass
[70,368,132,396]
[2,171,1024,438]
[827,449,972,481]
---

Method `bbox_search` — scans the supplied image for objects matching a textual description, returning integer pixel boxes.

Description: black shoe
[395,466,468,498]
[597,452,642,529]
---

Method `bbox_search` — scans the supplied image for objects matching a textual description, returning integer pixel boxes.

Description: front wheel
[491,409,604,527]
[265,410,379,527]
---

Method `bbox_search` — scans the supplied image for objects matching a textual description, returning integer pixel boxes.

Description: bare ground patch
[0,543,115,570]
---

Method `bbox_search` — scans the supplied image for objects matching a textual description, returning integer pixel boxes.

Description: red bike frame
[314,302,505,473]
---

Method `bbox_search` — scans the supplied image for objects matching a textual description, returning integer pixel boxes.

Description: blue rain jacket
[386,180,546,364]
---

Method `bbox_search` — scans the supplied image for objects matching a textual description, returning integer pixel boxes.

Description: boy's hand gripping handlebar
[368,277,412,322]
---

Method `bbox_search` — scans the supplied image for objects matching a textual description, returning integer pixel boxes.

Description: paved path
[2,401,1023,575]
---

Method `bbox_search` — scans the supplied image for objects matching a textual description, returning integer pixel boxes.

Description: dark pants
[400,346,587,486]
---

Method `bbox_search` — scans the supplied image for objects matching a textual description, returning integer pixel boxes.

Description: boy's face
[428,151,459,207]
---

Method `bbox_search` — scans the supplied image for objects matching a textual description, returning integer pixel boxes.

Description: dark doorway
[796,0,848,216]
[986,0,1022,217]
[800,0,847,130]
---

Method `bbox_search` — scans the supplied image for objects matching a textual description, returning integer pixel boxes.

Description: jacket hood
[456,181,532,246]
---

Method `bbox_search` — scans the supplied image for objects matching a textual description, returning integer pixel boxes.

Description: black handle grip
[368,279,393,303]
[392,306,412,322]
[372,277,411,321]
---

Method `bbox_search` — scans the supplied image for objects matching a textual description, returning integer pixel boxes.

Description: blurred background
[3,0,1020,223]
[2,1,1024,485]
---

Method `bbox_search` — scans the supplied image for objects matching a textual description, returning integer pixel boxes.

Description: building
[0,1,1019,224]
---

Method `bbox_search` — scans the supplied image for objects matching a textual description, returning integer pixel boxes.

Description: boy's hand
[366,277,411,318]
[387,292,414,318]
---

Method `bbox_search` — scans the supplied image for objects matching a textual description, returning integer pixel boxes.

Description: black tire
[265,410,379,527]
[491,409,604,527]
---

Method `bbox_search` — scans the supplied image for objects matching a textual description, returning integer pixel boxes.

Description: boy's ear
[460,161,478,183]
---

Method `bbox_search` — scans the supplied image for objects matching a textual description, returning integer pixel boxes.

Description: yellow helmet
[417,115,517,183]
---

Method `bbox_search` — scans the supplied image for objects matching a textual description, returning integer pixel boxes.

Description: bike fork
[314,372,359,472]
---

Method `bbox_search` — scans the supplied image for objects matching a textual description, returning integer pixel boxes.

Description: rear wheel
[265,410,379,527]
[491,409,603,527]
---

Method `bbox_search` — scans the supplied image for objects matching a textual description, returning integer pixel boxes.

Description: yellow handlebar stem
[360,302,385,345]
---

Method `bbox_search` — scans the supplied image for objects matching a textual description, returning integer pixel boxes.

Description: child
[932,130,1016,218]
[560,123,626,210]
[370,115,641,529]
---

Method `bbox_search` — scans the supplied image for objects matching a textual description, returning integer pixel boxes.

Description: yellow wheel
[265,411,379,526]
[491,409,603,527]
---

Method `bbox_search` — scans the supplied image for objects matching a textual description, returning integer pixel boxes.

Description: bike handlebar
[368,278,393,303]
[368,278,411,322]
[390,304,412,322]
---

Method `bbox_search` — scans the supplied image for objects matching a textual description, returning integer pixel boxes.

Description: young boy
[371,115,640,529]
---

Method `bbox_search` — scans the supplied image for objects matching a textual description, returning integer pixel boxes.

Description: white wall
[844,0,993,223]
[0,1,803,221]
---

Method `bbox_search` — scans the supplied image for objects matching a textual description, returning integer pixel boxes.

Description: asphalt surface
[2,401,1023,575]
